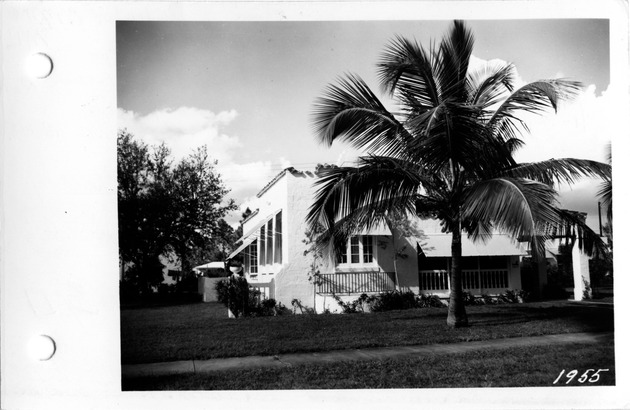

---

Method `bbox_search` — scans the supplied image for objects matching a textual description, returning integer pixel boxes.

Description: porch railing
[419,269,509,292]
[316,271,396,294]
[418,270,449,291]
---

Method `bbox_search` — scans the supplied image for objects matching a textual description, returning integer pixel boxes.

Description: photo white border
[1,1,628,409]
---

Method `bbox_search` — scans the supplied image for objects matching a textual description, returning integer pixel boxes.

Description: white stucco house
[227,166,592,312]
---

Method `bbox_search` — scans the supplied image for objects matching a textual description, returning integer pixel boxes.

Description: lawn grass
[120,301,614,364]
[122,340,615,390]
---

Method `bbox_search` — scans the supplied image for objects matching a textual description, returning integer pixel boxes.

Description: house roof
[416,233,527,257]
[227,236,257,260]
[356,221,392,236]
[256,164,339,198]
[238,211,280,242]
[241,208,259,225]
[228,210,281,259]
[192,261,225,271]
[256,167,304,198]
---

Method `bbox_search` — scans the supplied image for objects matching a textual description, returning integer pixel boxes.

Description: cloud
[468,56,619,229]
[118,107,241,163]
[514,83,617,163]
[468,55,527,88]
[118,106,289,204]
[512,82,624,229]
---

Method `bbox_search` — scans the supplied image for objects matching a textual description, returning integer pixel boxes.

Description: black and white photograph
[2,1,628,409]
[118,18,616,389]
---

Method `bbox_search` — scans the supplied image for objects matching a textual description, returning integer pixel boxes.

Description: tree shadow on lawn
[466,305,614,331]
[385,303,614,331]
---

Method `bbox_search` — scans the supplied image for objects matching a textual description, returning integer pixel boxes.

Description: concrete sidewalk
[122,331,613,378]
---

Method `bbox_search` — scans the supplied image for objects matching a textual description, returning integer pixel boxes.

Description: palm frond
[377,35,441,109]
[461,177,561,259]
[598,179,612,221]
[486,79,583,143]
[436,20,475,101]
[554,209,609,257]
[500,158,611,186]
[462,218,494,243]
[598,143,612,221]
[307,158,440,252]
[406,101,510,178]
[466,60,516,107]
[312,73,411,158]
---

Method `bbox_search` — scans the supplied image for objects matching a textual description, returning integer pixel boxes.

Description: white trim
[336,235,377,268]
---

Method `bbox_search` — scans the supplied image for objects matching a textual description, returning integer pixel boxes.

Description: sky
[117,19,613,230]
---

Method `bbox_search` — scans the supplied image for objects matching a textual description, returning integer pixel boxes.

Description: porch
[316,271,397,295]
[418,268,510,294]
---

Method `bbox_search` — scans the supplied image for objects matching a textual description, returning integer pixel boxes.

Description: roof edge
[255,164,339,198]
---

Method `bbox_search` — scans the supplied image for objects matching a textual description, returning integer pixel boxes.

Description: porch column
[534,258,547,300]
[571,243,592,301]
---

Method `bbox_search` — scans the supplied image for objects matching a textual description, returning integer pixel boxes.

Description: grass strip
[122,340,615,390]
[121,301,614,364]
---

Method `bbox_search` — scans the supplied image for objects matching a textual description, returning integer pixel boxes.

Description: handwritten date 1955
[553,369,609,385]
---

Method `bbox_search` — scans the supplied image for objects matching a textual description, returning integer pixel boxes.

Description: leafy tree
[117,130,236,292]
[169,146,237,276]
[307,21,611,327]
[187,219,239,270]
[118,130,166,293]
[235,207,253,239]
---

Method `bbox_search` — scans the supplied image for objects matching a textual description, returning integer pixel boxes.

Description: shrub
[215,276,255,317]
[497,289,530,304]
[462,291,480,306]
[333,293,372,313]
[368,290,418,312]
[291,299,316,314]
[157,283,175,296]
[330,291,447,313]
[215,277,288,317]
[120,280,141,306]
[480,293,496,305]
[248,298,290,317]
[417,293,446,308]
[542,283,569,300]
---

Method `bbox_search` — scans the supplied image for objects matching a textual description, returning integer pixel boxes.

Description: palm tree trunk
[392,232,400,290]
[447,228,469,327]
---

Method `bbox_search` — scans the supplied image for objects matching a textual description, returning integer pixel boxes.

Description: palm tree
[598,144,612,223]
[307,20,611,327]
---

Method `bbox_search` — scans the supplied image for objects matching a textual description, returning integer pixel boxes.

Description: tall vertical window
[266,219,273,263]
[336,246,348,264]
[274,211,283,264]
[362,236,374,263]
[350,236,360,263]
[259,225,266,265]
[249,242,258,274]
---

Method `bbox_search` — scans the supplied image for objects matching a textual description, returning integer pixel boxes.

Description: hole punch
[28,335,56,361]
[25,53,53,79]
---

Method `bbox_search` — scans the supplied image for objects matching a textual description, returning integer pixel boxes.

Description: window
[350,236,360,263]
[479,256,507,270]
[274,211,283,264]
[259,225,266,265]
[248,243,258,274]
[337,235,375,266]
[362,236,373,263]
[336,246,348,264]
[252,211,283,271]
[418,254,448,271]
[266,219,273,263]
